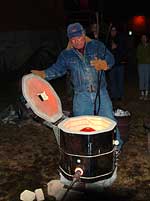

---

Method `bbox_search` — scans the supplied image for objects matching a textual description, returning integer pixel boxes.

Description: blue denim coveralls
[45,38,123,147]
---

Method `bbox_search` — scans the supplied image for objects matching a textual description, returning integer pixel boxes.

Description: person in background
[86,21,105,42]
[87,22,99,39]
[31,22,123,148]
[107,26,127,101]
[136,33,150,100]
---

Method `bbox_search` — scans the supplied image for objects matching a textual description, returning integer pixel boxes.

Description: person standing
[107,26,127,101]
[87,22,99,39]
[136,33,150,100]
[31,22,123,148]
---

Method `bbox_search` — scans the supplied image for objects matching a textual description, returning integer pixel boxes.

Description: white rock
[47,179,65,200]
[114,108,131,117]
[20,190,35,201]
[35,188,45,201]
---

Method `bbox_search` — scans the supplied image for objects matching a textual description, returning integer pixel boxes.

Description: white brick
[20,190,35,201]
[47,179,65,200]
[35,188,45,201]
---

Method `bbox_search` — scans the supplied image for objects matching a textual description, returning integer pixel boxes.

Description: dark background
[0,0,149,30]
[0,0,64,30]
[0,0,148,80]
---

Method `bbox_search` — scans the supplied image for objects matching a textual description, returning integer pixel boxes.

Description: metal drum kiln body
[22,74,118,185]
[58,116,117,183]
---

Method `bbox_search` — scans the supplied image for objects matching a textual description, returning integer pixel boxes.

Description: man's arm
[31,51,67,80]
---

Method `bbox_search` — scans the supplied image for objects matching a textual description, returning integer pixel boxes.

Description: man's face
[70,34,86,49]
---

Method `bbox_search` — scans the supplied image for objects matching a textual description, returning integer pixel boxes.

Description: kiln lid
[22,73,63,123]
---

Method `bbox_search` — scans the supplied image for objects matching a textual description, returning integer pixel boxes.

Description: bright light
[129,30,132,36]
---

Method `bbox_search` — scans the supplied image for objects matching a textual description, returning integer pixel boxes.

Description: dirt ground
[0,69,149,201]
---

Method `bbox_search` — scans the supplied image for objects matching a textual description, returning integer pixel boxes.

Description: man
[31,22,123,148]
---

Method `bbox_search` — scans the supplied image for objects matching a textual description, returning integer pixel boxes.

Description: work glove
[31,70,46,79]
[90,57,108,71]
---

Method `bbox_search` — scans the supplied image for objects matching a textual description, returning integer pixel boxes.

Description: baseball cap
[67,23,85,39]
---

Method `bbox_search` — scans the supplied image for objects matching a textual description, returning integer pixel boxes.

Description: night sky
[102,1,149,18]
[0,0,149,30]
[64,0,150,17]
[0,0,65,30]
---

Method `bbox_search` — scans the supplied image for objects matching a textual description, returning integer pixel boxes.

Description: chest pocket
[86,52,98,64]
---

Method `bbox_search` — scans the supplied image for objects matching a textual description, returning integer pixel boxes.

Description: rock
[47,179,65,200]
[35,188,45,201]
[20,189,35,201]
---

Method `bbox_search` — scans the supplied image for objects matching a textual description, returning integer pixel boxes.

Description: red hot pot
[22,73,118,183]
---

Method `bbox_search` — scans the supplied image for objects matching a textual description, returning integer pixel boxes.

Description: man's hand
[90,57,108,71]
[31,70,46,79]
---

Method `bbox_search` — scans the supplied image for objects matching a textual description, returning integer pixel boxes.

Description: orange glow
[129,16,146,33]
[24,77,62,123]
[133,16,146,26]
[59,116,116,133]
[75,167,84,176]
[27,78,59,116]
